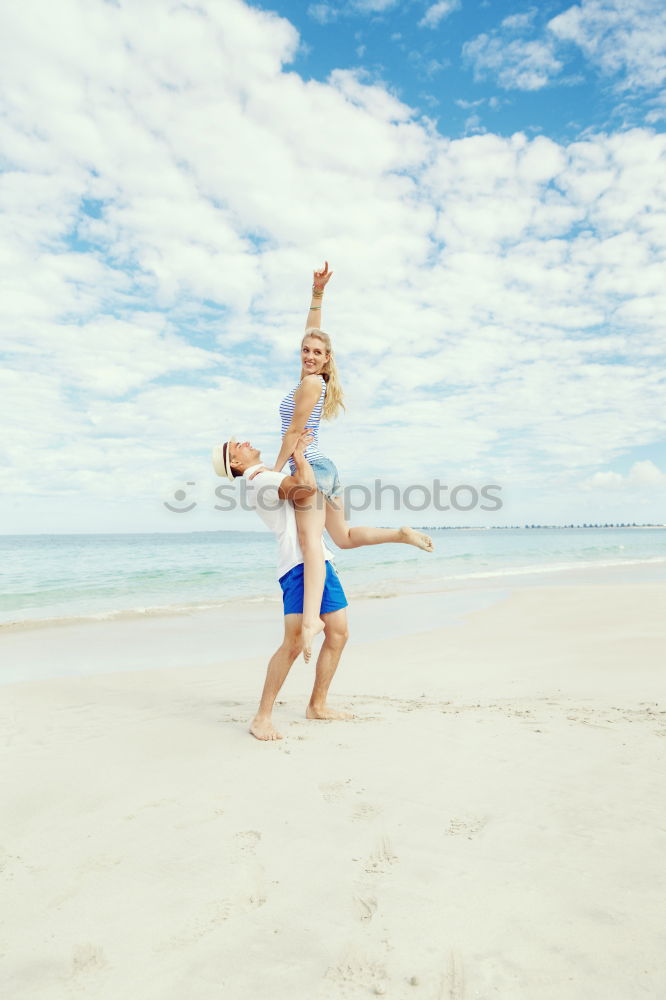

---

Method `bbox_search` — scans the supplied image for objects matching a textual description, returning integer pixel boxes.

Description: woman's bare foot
[399,526,434,551]
[249,715,283,740]
[306,704,355,720]
[302,618,325,663]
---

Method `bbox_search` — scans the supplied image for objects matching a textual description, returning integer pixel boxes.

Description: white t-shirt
[243,465,333,580]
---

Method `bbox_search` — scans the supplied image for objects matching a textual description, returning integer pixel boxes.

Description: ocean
[1,527,665,628]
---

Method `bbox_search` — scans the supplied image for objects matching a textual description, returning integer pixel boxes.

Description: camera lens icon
[164,481,197,513]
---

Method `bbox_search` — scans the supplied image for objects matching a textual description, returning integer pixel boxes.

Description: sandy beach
[1,577,665,999]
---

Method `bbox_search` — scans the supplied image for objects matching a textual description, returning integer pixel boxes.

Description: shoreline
[2,554,666,635]
[2,561,666,687]
[0,586,511,686]
[1,524,665,536]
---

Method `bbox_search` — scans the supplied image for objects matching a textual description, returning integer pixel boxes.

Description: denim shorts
[279,560,348,616]
[310,456,342,501]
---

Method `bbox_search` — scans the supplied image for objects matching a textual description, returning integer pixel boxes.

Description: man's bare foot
[249,715,283,740]
[306,704,355,720]
[302,618,325,663]
[400,525,434,551]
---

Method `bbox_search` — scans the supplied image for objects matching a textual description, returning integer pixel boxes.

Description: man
[212,431,352,741]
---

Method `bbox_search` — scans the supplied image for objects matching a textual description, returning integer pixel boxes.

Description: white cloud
[464,0,666,93]
[419,0,460,30]
[501,11,538,32]
[308,0,398,19]
[351,0,399,11]
[328,68,414,121]
[463,34,563,90]
[549,0,666,91]
[307,3,338,25]
[0,0,665,529]
[583,461,666,490]
[408,49,448,79]
[629,461,666,486]
[462,114,483,134]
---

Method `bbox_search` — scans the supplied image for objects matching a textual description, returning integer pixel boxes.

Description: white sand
[1,580,665,999]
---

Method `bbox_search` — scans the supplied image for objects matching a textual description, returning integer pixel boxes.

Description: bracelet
[312,286,324,297]
[309,304,321,310]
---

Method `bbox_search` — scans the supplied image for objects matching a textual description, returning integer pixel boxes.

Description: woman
[274,262,433,662]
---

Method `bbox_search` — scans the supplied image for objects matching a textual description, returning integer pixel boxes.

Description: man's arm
[277,433,317,501]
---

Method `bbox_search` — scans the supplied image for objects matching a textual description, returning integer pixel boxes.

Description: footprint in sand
[323,838,400,997]
[353,893,378,923]
[154,899,234,951]
[363,836,398,875]
[232,832,267,907]
[437,949,466,999]
[447,816,488,839]
[78,853,123,874]
[320,780,383,823]
[352,801,382,822]
[67,943,107,980]
[155,888,267,953]
[320,948,388,999]
[154,829,266,949]
[319,779,352,803]
[174,805,226,830]
[234,829,261,853]
[124,796,176,821]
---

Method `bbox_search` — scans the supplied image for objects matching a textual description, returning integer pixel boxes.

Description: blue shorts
[279,560,348,616]
[310,457,342,501]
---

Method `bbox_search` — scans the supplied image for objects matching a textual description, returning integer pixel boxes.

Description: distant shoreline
[430,524,666,530]
[0,524,665,538]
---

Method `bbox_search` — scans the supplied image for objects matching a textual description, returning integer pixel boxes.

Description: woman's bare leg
[294,494,327,663]
[324,500,434,551]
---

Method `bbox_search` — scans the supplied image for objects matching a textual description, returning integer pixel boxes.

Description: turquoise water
[1,528,665,626]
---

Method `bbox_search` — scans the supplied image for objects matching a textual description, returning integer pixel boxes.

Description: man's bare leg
[250,615,302,740]
[305,608,354,721]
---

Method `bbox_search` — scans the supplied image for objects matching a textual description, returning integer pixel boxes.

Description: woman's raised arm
[305,260,333,330]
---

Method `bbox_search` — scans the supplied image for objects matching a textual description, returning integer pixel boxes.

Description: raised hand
[313,261,333,293]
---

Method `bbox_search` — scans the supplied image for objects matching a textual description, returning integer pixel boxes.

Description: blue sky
[277,0,664,138]
[287,1,592,136]
[0,0,665,532]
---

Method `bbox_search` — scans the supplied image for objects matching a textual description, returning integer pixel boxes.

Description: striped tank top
[279,375,326,471]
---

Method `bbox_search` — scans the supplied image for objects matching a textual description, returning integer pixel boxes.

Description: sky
[1,0,665,533]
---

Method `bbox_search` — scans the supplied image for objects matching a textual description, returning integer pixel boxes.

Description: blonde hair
[302,328,345,420]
